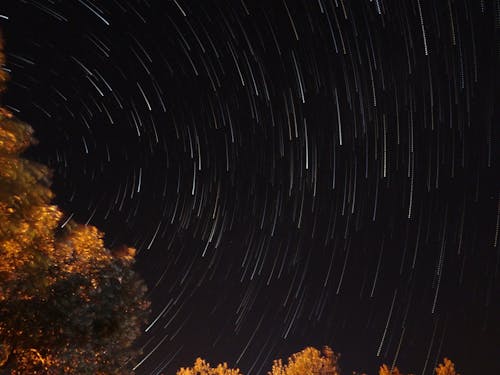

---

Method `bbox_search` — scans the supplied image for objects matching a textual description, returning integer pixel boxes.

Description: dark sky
[0,1,499,374]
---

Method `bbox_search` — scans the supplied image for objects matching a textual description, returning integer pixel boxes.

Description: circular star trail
[1,1,499,374]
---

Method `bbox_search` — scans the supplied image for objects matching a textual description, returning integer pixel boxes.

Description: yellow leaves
[0,159,54,213]
[285,347,324,375]
[0,108,13,118]
[177,357,206,375]
[54,223,112,275]
[177,350,461,375]
[269,359,286,375]
[0,129,17,154]
[379,364,405,375]
[0,157,19,179]
[0,239,23,272]
[110,245,137,262]
[435,358,459,375]
[0,342,11,367]
[0,41,150,375]
[8,348,54,375]
[0,32,8,93]
[0,114,34,155]
[0,115,62,304]
[0,69,7,87]
[0,204,62,258]
[177,357,242,375]
[29,205,62,235]
[268,346,340,375]
[0,69,8,94]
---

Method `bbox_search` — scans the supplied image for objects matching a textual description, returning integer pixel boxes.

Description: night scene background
[0,0,499,374]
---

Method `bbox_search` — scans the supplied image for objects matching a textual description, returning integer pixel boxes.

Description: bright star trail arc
[1,1,499,374]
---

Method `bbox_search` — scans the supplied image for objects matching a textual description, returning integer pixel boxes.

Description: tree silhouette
[0,33,149,374]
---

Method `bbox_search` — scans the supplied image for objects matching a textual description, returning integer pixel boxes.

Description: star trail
[1,0,498,374]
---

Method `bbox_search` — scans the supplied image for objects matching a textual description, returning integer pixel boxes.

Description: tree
[435,358,459,375]
[176,357,242,375]
[268,346,341,375]
[0,34,150,374]
[378,364,405,375]
[174,348,461,375]
[0,32,8,92]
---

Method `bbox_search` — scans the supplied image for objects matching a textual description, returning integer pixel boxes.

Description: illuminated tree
[176,357,242,375]
[0,31,8,92]
[378,364,405,375]
[435,358,459,375]
[0,34,150,374]
[268,346,340,375]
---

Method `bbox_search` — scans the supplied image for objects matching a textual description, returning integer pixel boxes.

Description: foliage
[0,31,8,92]
[176,357,242,375]
[176,347,462,375]
[378,364,407,375]
[268,346,340,375]
[0,36,150,374]
[435,358,459,375]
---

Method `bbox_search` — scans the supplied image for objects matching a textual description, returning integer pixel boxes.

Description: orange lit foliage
[0,33,7,92]
[378,358,459,375]
[378,364,412,375]
[435,358,459,375]
[0,37,149,374]
[0,113,59,302]
[176,357,242,375]
[175,347,462,375]
[268,346,340,375]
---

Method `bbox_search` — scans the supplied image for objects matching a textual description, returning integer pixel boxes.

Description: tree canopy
[175,349,461,375]
[0,33,150,374]
[378,364,408,375]
[435,358,459,375]
[176,357,242,375]
[266,346,340,375]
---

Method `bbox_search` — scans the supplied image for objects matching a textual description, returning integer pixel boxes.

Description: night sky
[0,1,499,374]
